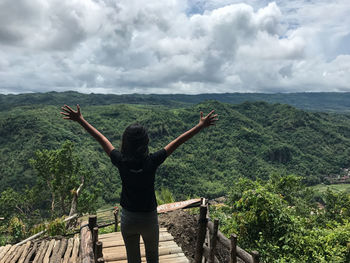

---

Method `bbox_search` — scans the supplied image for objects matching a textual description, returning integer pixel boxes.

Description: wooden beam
[209,219,219,263]
[230,234,237,263]
[80,220,94,263]
[194,205,208,263]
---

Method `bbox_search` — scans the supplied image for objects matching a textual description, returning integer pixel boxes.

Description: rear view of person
[60,104,218,263]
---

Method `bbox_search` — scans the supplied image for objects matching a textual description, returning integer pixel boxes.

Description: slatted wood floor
[0,234,80,263]
[100,228,189,263]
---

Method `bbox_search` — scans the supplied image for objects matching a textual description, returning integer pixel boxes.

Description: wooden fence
[80,207,119,263]
[194,199,259,263]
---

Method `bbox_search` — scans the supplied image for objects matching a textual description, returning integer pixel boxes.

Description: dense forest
[2,100,350,199]
[1,93,350,261]
[3,91,350,112]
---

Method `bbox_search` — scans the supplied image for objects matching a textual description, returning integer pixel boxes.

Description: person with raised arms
[60,104,218,263]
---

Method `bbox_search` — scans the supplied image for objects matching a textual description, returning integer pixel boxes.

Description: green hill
[1,100,350,202]
[2,91,350,112]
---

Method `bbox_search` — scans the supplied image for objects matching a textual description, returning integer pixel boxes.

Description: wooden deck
[100,228,190,263]
[0,234,80,263]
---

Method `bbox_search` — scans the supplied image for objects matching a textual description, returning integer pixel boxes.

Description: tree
[29,141,83,217]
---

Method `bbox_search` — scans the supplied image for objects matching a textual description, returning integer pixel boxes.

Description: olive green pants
[121,208,159,263]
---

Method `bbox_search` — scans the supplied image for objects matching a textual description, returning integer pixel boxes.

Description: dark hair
[120,123,149,163]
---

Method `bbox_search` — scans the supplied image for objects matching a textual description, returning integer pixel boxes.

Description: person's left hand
[60,104,83,122]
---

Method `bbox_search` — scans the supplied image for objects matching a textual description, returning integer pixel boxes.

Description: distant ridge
[2,91,350,112]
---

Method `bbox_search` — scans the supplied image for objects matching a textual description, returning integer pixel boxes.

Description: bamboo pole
[194,204,208,263]
[230,234,237,263]
[209,219,219,263]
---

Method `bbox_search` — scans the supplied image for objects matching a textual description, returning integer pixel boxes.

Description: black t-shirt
[110,148,167,212]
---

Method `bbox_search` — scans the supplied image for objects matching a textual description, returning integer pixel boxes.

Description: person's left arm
[60,104,115,156]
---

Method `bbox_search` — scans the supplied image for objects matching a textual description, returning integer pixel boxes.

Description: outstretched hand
[199,110,218,128]
[60,104,83,122]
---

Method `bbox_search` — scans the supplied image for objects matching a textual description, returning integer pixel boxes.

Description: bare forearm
[165,124,203,155]
[176,124,202,145]
[78,117,114,155]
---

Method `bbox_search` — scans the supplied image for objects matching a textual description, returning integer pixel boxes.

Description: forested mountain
[1,100,350,202]
[2,91,350,112]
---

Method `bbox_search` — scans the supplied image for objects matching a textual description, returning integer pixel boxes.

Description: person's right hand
[199,110,218,128]
[60,104,83,122]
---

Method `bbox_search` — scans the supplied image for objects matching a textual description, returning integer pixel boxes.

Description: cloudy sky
[0,0,349,94]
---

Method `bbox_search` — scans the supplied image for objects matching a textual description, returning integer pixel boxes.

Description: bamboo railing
[194,199,260,263]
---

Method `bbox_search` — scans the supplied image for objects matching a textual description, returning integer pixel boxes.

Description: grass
[311,183,350,194]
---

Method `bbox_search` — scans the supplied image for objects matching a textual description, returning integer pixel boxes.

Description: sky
[0,0,349,94]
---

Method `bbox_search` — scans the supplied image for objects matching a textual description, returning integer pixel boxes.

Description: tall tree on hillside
[29,141,83,216]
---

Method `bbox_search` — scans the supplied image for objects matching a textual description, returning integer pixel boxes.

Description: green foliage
[156,188,175,205]
[29,141,83,216]
[8,217,26,243]
[99,225,115,235]
[214,174,350,262]
[47,217,66,236]
[2,100,350,201]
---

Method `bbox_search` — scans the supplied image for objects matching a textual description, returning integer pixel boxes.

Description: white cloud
[0,0,349,94]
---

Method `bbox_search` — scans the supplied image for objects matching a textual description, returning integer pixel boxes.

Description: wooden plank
[43,239,56,263]
[103,242,179,255]
[10,244,26,263]
[4,244,20,263]
[58,238,68,262]
[104,246,183,261]
[62,238,74,263]
[69,234,79,263]
[80,220,94,263]
[24,242,38,263]
[18,241,31,263]
[0,244,17,263]
[108,253,189,263]
[36,240,49,262]
[99,228,167,239]
[32,241,46,263]
[100,232,173,242]
[0,245,11,260]
[102,235,174,248]
[51,240,61,260]
[157,198,201,213]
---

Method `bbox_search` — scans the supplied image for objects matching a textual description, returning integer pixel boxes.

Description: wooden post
[252,251,260,263]
[96,241,103,260]
[93,227,98,259]
[209,219,219,263]
[230,234,237,263]
[114,207,119,232]
[194,205,208,263]
[89,215,97,232]
[80,220,94,263]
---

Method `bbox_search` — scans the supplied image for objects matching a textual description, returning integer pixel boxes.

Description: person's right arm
[60,104,115,156]
[164,110,218,156]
